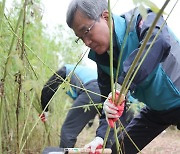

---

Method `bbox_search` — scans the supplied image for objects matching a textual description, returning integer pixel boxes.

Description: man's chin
[94,48,107,55]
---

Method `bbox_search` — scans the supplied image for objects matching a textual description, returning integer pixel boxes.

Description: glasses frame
[75,20,97,44]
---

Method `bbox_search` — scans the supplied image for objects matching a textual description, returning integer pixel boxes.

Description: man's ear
[101,10,109,21]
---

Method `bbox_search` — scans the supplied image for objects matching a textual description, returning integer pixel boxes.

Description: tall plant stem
[1,10,24,152]
[108,0,114,100]
[16,0,28,153]
[114,8,137,92]
[2,8,23,82]
[0,0,6,29]
[102,1,120,153]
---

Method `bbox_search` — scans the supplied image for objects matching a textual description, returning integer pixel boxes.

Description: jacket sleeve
[118,11,171,90]
[95,65,112,140]
[97,65,111,101]
[41,66,66,111]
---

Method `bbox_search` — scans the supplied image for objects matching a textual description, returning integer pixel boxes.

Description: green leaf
[61,76,71,92]
[83,105,90,112]
[98,103,103,109]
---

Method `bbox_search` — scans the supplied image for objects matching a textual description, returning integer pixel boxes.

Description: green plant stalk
[23,52,39,79]
[102,1,120,153]
[0,0,6,29]
[114,8,137,92]
[18,0,29,151]
[16,1,27,152]
[0,81,5,153]
[1,6,22,153]
[108,0,114,101]
[5,12,39,80]
[102,126,110,153]
[118,119,141,153]
[113,124,120,153]
[19,92,35,149]
[0,100,3,153]
[16,73,22,153]
[2,8,23,81]
[4,13,39,81]
[65,103,102,110]
[117,0,170,104]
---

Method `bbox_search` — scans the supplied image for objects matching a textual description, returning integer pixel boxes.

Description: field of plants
[0,0,85,153]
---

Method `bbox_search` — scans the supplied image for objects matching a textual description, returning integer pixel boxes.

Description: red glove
[39,112,48,122]
[90,145,102,154]
[104,92,125,128]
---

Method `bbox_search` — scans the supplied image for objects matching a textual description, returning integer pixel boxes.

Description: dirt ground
[76,117,180,154]
[140,127,180,154]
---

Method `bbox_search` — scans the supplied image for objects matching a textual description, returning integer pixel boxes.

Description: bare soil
[141,127,180,154]
[76,117,180,154]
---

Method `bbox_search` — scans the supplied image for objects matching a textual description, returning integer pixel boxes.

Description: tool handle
[65,148,112,154]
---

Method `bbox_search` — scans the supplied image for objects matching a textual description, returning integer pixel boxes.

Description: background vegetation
[0,0,87,153]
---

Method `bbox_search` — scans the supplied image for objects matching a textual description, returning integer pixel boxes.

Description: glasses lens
[75,20,96,44]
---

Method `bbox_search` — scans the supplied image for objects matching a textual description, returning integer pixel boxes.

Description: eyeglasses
[75,20,97,44]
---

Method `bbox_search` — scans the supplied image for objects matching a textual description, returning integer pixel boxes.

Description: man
[66,0,180,153]
[40,64,102,148]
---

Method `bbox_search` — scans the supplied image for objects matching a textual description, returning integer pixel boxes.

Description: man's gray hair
[66,0,108,28]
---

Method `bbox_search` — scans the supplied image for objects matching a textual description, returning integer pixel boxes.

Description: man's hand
[103,91,125,128]
[84,137,103,154]
[39,111,48,122]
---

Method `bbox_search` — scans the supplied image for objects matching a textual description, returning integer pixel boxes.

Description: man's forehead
[72,11,92,34]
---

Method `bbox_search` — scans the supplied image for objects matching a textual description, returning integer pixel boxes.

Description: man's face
[72,10,110,55]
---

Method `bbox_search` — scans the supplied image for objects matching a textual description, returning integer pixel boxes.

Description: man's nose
[83,37,92,47]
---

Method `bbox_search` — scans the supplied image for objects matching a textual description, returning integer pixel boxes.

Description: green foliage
[0,0,84,153]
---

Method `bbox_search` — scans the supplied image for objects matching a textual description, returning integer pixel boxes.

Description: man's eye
[84,29,90,34]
